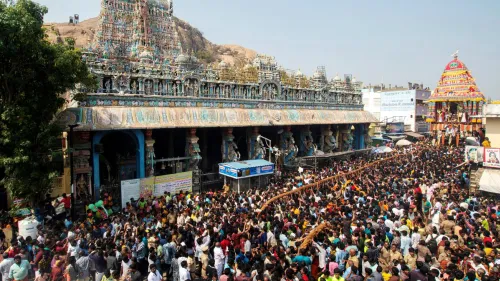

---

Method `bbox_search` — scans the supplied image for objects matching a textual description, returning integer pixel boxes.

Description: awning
[386,135,406,141]
[405,132,425,139]
[56,107,379,131]
[479,169,500,194]
[219,160,275,179]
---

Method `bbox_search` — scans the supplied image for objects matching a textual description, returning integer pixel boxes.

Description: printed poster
[139,177,155,199]
[464,146,484,163]
[120,179,140,208]
[154,171,193,196]
[120,172,193,207]
[484,148,500,168]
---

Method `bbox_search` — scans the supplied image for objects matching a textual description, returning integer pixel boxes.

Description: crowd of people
[0,142,498,281]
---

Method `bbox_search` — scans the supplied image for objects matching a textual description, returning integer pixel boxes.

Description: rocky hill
[43,17,257,67]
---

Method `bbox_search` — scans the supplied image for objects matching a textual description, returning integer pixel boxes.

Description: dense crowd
[0,143,498,281]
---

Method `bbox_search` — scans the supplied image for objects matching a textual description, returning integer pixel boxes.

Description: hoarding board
[484,148,500,168]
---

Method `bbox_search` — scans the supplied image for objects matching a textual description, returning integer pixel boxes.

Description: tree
[0,0,96,205]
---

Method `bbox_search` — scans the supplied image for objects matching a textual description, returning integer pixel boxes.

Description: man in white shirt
[0,253,14,281]
[213,242,225,277]
[147,264,162,281]
[179,260,191,281]
[313,242,327,272]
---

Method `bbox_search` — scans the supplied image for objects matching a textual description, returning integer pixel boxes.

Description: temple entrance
[92,130,145,200]
[98,131,138,187]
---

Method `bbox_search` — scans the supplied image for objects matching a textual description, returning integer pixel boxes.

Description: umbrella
[465,137,479,146]
[396,139,412,146]
[376,147,393,153]
[382,146,393,153]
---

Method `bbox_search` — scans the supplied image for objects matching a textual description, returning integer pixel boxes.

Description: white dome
[313,71,323,79]
[295,69,303,77]
[333,73,341,81]
[175,54,189,64]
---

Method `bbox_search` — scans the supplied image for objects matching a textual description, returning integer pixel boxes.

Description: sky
[36,0,500,99]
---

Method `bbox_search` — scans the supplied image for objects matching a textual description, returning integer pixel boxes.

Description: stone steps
[469,167,484,194]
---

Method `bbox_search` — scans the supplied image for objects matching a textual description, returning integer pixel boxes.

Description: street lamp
[256,135,272,162]
[68,123,80,220]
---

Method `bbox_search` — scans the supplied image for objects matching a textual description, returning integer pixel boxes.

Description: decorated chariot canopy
[427,51,485,103]
[426,51,485,126]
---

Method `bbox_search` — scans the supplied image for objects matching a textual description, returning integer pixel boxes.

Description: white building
[363,83,431,133]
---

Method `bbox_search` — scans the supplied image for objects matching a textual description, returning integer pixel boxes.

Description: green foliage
[195,50,216,64]
[0,0,96,204]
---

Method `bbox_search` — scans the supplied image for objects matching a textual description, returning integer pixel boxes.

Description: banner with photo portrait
[464,146,484,163]
[484,148,500,168]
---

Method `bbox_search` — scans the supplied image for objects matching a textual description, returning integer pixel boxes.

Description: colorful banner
[385,122,405,134]
[140,177,155,199]
[464,146,484,163]
[484,148,500,168]
[120,172,193,208]
[154,171,193,195]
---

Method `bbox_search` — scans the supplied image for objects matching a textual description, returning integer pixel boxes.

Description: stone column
[72,131,92,205]
[222,128,239,162]
[185,128,201,171]
[248,127,263,160]
[202,129,208,171]
[300,126,313,156]
[145,129,155,177]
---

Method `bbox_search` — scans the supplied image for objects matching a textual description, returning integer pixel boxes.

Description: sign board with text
[120,171,193,207]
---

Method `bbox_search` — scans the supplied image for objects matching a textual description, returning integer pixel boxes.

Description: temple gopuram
[57,0,377,199]
[426,52,486,146]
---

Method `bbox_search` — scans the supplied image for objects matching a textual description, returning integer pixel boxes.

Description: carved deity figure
[185,129,201,170]
[342,131,354,151]
[280,128,298,166]
[222,129,240,162]
[304,136,316,156]
[173,82,178,95]
[321,126,337,153]
[145,80,152,95]
[119,76,127,91]
[76,175,89,200]
[252,137,266,160]
[105,79,111,93]
[283,137,298,165]
[158,82,163,95]
[300,127,316,156]
[131,80,138,94]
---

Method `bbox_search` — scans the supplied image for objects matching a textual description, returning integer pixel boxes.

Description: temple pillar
[185,128,201,171]
[354,124,365,150]
[153,79,159,95]
[280,126,297,166]
[72,131,93,203]
[300,126,314,156]
[202,129,208,171]
[222,128,239,162]
[248,127,264,160]
[340,125,354,151]
[138,78,144,95]
[145,129,155,177]
[320,125,335,154]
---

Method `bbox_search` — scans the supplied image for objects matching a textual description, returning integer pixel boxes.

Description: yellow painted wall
[486,117,500,147]
[51,167,71,197]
